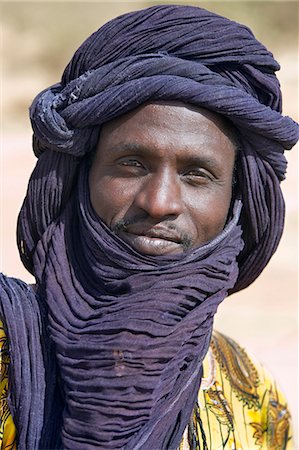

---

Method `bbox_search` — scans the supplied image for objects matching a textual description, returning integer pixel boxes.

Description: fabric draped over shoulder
[10,4,298,449]
[0,275,63,450]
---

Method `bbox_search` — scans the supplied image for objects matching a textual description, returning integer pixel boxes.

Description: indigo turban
[4,4,298,449]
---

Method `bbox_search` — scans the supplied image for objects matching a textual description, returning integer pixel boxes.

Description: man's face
[89,102,236,256]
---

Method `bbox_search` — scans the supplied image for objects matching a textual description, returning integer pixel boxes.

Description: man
[0,4,298,449]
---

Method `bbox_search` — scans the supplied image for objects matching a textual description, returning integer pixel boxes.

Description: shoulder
[0,272,35,296]
[0,272,39,323]
[0,275,59,448]
[0,273,41,342]
[183,330,293,449]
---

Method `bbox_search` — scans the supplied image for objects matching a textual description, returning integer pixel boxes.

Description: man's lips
[125,225,181,243]
[117,225,183,255]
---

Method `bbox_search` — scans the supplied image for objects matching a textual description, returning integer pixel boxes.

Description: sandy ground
[1,53,298,442]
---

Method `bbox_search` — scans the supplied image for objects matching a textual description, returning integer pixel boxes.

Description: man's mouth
[114,223,189,256]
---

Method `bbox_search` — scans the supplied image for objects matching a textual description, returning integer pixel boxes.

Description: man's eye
[120,159,143,168]
[183,169,213,184]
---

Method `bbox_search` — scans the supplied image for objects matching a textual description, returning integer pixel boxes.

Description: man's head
[20,4,298,290]
[89,102,237,256]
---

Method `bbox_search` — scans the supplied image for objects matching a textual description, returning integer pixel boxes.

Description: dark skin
[89,102,236,256]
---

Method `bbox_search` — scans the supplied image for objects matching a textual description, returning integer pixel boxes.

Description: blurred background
[1,0,298,439]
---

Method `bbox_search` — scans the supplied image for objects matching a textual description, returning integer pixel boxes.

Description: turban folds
[19,5,298,290]
[6,4,297,449]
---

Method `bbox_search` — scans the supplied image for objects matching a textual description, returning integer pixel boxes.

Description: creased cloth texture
[8,4,298,449]
[32,164,243,449]
[0,275,63,450]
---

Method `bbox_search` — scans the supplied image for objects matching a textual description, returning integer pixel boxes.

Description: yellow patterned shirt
[181,331,293,449]
[0,323,292,449]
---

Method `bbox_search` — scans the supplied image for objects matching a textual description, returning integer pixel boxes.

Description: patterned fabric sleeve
[180,330,293,450]
[0,320,16,450]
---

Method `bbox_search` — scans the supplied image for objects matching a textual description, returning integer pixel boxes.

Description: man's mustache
[112,215,193,251]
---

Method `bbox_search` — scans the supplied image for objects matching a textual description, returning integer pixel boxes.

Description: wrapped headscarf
[3,4,298,449]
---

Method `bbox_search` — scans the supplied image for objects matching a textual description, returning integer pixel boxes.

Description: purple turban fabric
[1,4,298,450]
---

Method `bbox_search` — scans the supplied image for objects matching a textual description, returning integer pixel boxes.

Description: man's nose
[134,169,183,219]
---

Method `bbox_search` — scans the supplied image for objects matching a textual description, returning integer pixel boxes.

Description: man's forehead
[100,100,238,156]
[94,101,238,169]
[101,100,238,144]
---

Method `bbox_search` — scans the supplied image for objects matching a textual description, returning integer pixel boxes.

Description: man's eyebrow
[106,142,224,168]
[106,142,150,154]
